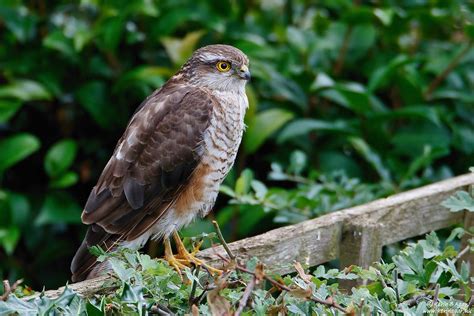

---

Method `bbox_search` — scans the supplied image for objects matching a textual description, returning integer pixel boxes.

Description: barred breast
[197,88,248,215]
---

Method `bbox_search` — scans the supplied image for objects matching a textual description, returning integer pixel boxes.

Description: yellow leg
[172,232,222,275]
[164,237,187,274]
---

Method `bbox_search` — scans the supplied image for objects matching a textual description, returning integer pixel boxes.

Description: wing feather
[71,83,215,281]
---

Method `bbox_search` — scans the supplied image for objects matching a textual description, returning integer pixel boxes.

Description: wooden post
[459,184,474,268]
[339,222,383,289]
[459,212,474,267]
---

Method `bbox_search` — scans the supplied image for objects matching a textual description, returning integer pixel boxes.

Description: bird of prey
[71,44,250,282]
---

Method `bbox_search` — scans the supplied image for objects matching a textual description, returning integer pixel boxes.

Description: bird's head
[177,44,250,92]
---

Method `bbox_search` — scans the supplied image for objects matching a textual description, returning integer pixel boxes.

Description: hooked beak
[238,64,251,81]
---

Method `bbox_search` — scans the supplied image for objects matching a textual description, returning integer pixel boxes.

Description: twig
[455,245,470,263]
[376,270,388,289]
[333,26,353,76]
[424,41,473,99]
[235,277,256,316]
[392,269,400,305]
[189,265,201,306]
[1,279,23,301]
[212,220,235,260]
[149,303,175,316]
[432,284,440,307]
[215,254,347,313]
[404,293,431,307]
[468,293,474,308]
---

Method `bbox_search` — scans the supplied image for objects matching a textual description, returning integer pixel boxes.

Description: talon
[172,232,222,275]
[164,237,187,278]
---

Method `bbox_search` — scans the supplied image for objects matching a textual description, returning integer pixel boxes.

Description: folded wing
[71,83,215,281]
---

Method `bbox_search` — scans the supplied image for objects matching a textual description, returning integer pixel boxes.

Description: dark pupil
[221,63,228,69]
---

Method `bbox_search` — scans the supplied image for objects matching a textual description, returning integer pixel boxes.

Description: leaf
[0,80,51,102]
[99,16,125,51]
[311,72,335,90]
[120,283,143,303]
[244,108,294,154]
[391,122,451,157]
[0,226,20,255]
[162,30,205,65]
[369,105,441,126]
[441,191,474,212]
[50,171,79,189]
[75,81,116,129]
[0,99,22,123]
[402,145,449,181]
[235,169,253,196]
[207,287,231,316]
[0,295,36,314]
[0,133,41,173]
[35,193,82,225]
[277,118,356,143]
[349,137,391,182]
[373,8,394,26]
[446,227,465,243]
[7,192,30,227]
[0,5,37,42]
[368,55,412,92]
[43,30,77,61]
[114,66,166,93]
[288,150,307,175]
[109,257,135,281]
[347,24,376,61]
[320,83,385,114]
[44,139,78,178]
[464,24,474,40]
[251,180,267,200]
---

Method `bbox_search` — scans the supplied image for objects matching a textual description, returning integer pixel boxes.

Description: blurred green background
[0,0,473,289]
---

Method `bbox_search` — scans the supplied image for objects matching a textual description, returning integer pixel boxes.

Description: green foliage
[0,0,473,289]
[1,227,472,315]
[220,151,388,226]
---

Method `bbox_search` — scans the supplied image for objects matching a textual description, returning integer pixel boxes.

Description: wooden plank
[200,173,474,273]
[28,173,474,299]
[199,214,344,275]
[25,275,114,300]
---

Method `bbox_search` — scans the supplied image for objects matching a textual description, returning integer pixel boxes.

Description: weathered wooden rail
[38,173,474,298]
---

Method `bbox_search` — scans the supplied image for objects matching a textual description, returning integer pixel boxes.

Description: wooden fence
[39,173,474,298]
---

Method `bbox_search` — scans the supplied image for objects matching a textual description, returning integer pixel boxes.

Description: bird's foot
[164,238,188,274]
[173,232,222,275]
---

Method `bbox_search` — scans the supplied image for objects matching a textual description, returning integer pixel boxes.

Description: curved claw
[173,232,222,275]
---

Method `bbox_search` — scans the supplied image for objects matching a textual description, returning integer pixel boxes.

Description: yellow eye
[216,61,231,72]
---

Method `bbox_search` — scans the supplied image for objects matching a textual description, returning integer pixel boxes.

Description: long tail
[70,224,118,282]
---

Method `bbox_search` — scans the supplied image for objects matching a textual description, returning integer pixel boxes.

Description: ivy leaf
[441,191,474,212]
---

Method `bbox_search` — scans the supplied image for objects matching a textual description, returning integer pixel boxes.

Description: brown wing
[71,83,215,281]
